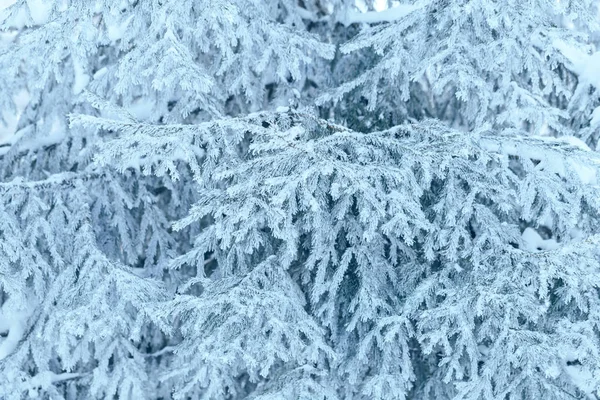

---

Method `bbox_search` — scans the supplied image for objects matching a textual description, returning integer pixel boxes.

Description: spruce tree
[1,0,600,399]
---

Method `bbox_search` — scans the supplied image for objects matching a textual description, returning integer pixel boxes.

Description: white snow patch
[93,67,108,80]
[538,122,550,137]
[0,90,30,147]
[555,135,592,151]
[127,98,156,121]
[521,227,558,252]
[564,365,599,399]
[0,0,27,28]
[0,29,18,46]
[107,15,133,42]
[569,161,597,184]
[561,349,600,400]
[480,136,599,184]
[26,0,51,24]
[342,3,419,26]
[0,0,15,10]
[354,0,368,13]
[540,136,596,183]
[576,52,600,90]
[554,40,600,90]
[544,362,561,379]
[72,59,90,95]
[0,294,35,361]
[591,106,600,128]
[6,117,67,155]
[373,0,387,12]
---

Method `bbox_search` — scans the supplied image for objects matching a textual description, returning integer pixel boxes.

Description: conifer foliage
[1,0,600,399]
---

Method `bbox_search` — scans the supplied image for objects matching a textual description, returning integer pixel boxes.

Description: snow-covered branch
[0,171,104,190]
[553,40,600,90]
[341,4,420,26]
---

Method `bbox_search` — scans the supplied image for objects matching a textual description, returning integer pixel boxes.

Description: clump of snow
[569,161,597,184]
[342,3,420,26]
[93,67,108,80]
[72,59,90,95]
[561,349,600,399]
[541,136,597,184]
[26,0,51,25]
[481,135,599,185]
[5,116,67,156]
[591,106,600,128]
[127,98,156,121]
[576,52,600,91]
[107,15,133,42]
[0,0,16,11]
[0,30,18,46]
[0,90,30,148]
[544,362,561,379]
[0,294,35,361]
[521,227,559,252]
[555,135,591,151]
[0,0,27,29]
[554,40,600,91]
[373,0,387,12]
